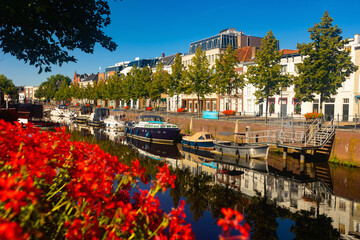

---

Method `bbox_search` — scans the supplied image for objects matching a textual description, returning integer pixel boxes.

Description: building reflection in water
[69,125,360,239]
[177,146,360,239]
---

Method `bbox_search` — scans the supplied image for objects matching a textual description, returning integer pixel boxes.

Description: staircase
[305,119,336,148]
[314,163,333,190]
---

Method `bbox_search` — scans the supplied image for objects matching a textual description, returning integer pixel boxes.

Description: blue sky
[1,0,359,86]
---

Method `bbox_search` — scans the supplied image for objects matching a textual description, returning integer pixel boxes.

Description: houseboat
[181,132,215,151]
[125,115,180,143]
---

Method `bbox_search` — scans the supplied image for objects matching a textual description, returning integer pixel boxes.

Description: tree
[0,0,117,73]
[122,66,138,106]
[150,63,169,106]
[54,80,70,102]
[35,74,71,102]
[185,47,213,117]
[167,53,185,109]
[0,74,18,105]
[294,11,358,114]
[213,44,244,110]
[246,30,291,123]
[134,67,151,107]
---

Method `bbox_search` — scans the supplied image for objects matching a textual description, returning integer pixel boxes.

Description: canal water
[68,125,360,240]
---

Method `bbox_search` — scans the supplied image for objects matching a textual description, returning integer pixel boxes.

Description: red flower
[217,208,250,239]
[0,218,29,240]
[223,110,235,116]
[125,106,130,110]
[304,112,323,119]
[177,108,186,113]
[146,107,153,111]
[155,163,176,192]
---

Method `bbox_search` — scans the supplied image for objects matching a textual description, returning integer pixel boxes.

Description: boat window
[205,134,213,139]
[198,135,205,140]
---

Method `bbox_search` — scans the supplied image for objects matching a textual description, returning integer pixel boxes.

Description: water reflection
[68,125,360,239]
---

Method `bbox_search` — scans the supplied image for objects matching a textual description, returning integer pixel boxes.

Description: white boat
[50,104,67,117]
[75,105,93,124]
[88,107,110,127]
[103,109,126,131]
[103,115,126,131]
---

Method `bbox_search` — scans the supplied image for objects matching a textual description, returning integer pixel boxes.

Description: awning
[355,95,360,103]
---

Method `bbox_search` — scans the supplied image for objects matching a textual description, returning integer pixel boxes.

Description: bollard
[356,114,358,130]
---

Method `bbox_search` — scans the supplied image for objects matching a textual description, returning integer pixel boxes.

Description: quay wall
[125,112,360,163]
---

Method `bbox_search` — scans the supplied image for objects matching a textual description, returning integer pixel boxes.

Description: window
[343,98,349,103]
[205,101,210,111]
[212,101,217,111]
[295,64,300,73]
[293,99,301,114]
[238,99,242,112]
[281,65,287,73]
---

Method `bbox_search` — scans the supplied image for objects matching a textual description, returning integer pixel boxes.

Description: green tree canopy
[0,74,18,104]
[35,74,71,102]
[294,11,358,113]
[213,44,244,110]
[167,53,186,109]
[54,80,71,102]
[0,0,117,73]
[150,63,169,104]
[185,47,213,115]
[246,30,291,122]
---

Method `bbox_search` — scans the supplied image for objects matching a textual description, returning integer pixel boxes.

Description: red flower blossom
[155,163,176,192]
[177,108,186,113]
[217,208,250,239]
[223,110,235,116]
[0,218,29,240]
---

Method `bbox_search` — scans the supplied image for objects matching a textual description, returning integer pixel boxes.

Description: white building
[241,34,360,121]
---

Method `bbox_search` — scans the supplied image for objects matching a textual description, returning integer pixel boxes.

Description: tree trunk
[265,97,269,124]
[319,93,323,114]
[197,95,200,118]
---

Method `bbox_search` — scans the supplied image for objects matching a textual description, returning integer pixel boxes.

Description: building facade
[176,28,263,113]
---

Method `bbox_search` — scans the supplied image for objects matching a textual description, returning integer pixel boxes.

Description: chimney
[162,53,165,58]
[355,34,360,44]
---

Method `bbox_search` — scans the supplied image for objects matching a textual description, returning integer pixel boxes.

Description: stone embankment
[125,112,360,164]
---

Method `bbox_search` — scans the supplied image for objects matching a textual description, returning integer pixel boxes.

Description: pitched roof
[280,49,298,55]
[236,46,255,62]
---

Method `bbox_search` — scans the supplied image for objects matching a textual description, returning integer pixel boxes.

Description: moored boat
[213,140,269,159]
[88,107,110,127]
[181,132,215,151]
[103,109,126,131]
[50,104,67,117]
[75,105,93,124]
[125,115,180,143]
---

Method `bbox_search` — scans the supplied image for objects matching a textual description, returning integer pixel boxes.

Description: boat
[127,137,180,160]
[75,105,93,124]
[125,115,180,143]
[181,132,215,151]
[213,140,269,159]
[103,109,126,132]
[88,107,110,127]
[50,104,68,117]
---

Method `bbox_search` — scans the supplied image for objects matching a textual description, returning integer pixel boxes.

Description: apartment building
[241,34,360,121]
[177,28,263,113]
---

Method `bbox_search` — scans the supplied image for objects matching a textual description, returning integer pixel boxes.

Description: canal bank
[124,112,360,164]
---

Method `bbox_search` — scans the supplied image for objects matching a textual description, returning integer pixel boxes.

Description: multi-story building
[177,28,263,113]
[241,34,360,121]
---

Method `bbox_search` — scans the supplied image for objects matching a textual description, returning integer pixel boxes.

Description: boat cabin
[186,132,214,141]
[137,115,166,123]
[57,104,67,110]
[93,108,110,121]
[80,105,93,115]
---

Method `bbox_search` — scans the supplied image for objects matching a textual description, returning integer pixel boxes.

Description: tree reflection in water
[69,128,341,239]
